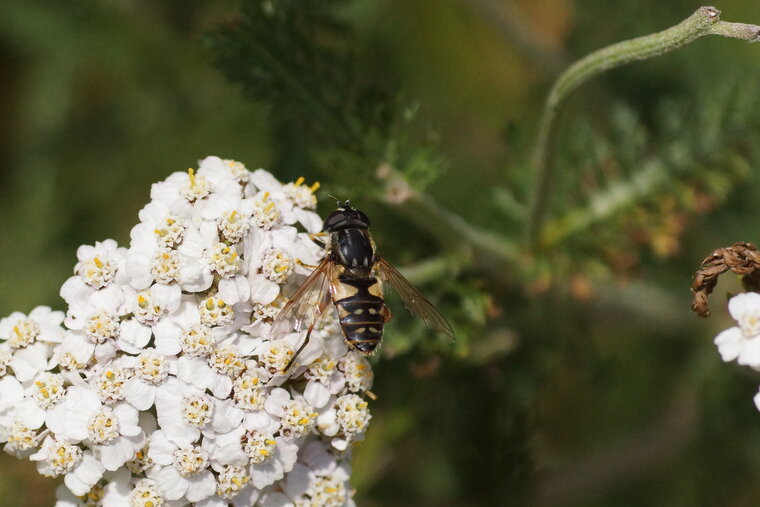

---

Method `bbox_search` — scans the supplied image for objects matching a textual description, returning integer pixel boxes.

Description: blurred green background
[3,0,760,505]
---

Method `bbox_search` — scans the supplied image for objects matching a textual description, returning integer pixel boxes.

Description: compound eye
[323,210,347,231]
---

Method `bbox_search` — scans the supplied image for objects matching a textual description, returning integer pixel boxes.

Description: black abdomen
[335,276,385,354]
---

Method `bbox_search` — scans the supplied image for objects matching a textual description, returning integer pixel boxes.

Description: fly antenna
[327,194,342,207]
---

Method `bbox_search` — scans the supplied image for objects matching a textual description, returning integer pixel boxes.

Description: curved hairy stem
[377,168,519,269]
[527,6,760,249]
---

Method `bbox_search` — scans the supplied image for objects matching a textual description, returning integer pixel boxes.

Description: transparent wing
[375,257,455,341]
[269,258,333,340]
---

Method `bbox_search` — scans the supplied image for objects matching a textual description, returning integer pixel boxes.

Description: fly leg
[282,290,332,374]
[309,232,329,247]
[283,319,317,373]
[296,259,320,269]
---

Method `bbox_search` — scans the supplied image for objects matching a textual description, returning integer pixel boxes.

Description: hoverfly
[270,201,454,371]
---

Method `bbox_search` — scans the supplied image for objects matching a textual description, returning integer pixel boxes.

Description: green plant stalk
[527,6,760,249]
[378,169,519,268]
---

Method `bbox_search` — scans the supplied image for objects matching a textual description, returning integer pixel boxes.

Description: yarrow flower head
[0,157,373,505]
[711,292,760,414]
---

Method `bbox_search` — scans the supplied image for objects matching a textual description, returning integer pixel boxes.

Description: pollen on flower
[250,299,285,324]
[283,177,319,210]
[32,373,66,409]
[261,248,294,284]
[307,475,347,507]
[180,168,212,202]
[224,159,250,184]
[180,324,215,357]
[76,255,117,289]
[243,430,278,464]
[218,209,251,244]
[339,354,374,393]
[8,317,40,349]
[280,399,317,439]
[93,367,130,403]
[154,215,185,248]
[87,406,120,444]
[334,394,372,439]
[260,343,295,374]
[209,344,245,377]
[216,465,251,500]
[182,393,213,428]
[233,373,266,411]
[306,355,337,384]
[59,351,87,372]
[77,483,105,506]
[135,350,169,384]
[84,310,120,344]
[0,346,11,376]
[150,248,182,284]
[316,310,340,336]
[172,445,209,477]
[43,439,83,476]
[126,442,154,474]
[133,290,167,325]
[6,421,37,454]
[128,479,165,507]
[205,243,241,278]
[199,296,234,327]
[251,192,281,230]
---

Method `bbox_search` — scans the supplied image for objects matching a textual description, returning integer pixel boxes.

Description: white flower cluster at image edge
[714,292,760,410]
[0,157,375,507]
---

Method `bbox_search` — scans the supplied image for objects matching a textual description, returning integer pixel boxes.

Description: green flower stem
[527,6,760,249]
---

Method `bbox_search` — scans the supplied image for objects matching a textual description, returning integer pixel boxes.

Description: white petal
[210,400,244,434]
[119,319,152,351]
[156,465,189,500]
[180,261,214,292]
[94,341,118,363]
[126,252,154,290]
[304,381,331,409]
[153,320,182,355]
[301,440,337,475]
[124,378,157,411]
[231,485,260,507]
[177,357,215,390]
[282,463,311,498]
[249,275,280,305]
[275,438,299,475]
[715,327,744,362]
[65,452,105,496]
[294,208,323,234]
[151,283,182,314]
[60,276,93,305]
[218,277,250,306]
[16,400,46,429]
[0,376,23,411]
[96,434,144,471]
[264,388,290,417]
[10,343,50,382]
[113,402,141,434]
[739,336,760,369]
[259,492,294,507]
[147,431,177,466]
[210,374,233,399]
[185,470,216,502]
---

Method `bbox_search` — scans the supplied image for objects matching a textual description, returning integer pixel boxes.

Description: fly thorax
[333,228,375,273]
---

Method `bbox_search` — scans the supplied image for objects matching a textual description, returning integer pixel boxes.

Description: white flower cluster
[714,292,760,409]
[0,157,375,506]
